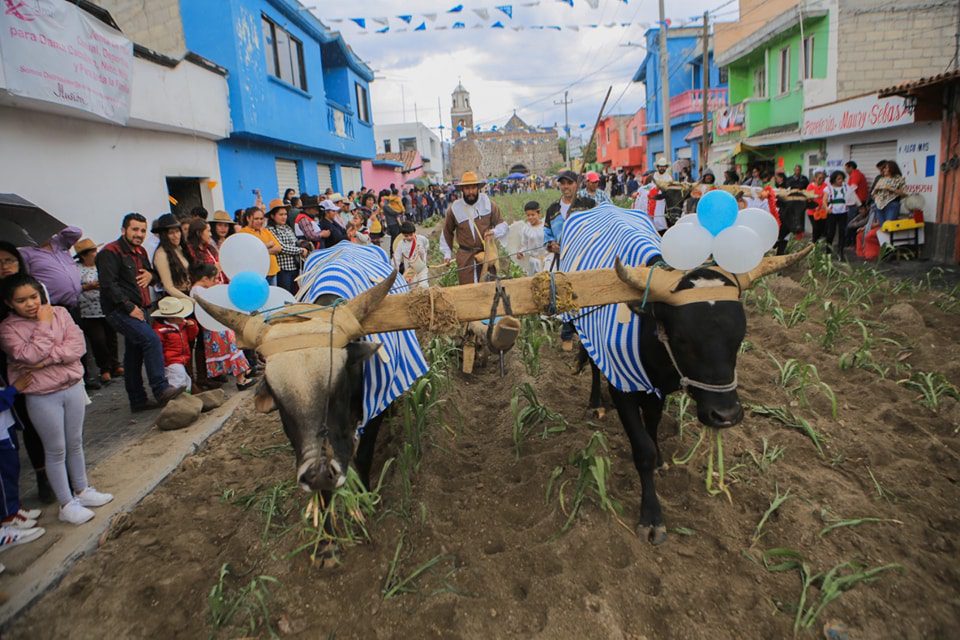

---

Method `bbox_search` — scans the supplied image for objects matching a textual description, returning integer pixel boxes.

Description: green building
[713,5,831,179]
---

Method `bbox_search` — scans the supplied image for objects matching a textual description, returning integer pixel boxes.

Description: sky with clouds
[305,0,739,140]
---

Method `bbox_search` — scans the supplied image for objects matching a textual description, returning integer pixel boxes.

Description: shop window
[778,46,790,95]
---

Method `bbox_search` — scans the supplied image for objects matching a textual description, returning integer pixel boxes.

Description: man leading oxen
[440,171,508,285]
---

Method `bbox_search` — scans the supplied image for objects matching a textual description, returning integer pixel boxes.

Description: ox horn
[345,270,399,324]
[192,295,268,348]
[739,244,815,288]
[614,258,652,292]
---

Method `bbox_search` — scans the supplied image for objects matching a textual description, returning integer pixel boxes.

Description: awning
[878,68,960,97]
[685,123,703,142]
[713,141,764,164]
[743,125,802,148]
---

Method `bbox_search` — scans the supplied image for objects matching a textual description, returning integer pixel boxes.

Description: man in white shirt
[440,171,508,285]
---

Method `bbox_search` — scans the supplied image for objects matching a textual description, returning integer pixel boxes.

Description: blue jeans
[0,431,20,518]
[878,200,900,223]
[107,310,169,408]
[276,270,298,295]
[266,275,277,286]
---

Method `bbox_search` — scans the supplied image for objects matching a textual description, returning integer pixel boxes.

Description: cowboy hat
[266,198,287,215]
[211,210,233,223]
[456,171,484,187]
[655,157,669,167]
[152,296,194,319]
[73,238,97,255]
[151,213,180,232]
[301,194,321,209]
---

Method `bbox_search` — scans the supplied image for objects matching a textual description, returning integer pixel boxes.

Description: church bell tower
[450,81,473,140]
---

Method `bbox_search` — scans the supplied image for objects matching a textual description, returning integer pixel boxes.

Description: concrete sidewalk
[0,389,249,625]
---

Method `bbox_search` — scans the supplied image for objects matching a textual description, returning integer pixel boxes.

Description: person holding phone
[96,213,186,412]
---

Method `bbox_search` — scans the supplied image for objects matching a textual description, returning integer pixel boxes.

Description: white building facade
[374,122,444,181]
[0,1,229,244]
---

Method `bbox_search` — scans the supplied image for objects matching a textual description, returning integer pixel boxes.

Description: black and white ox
[196,275,399,495]
[583,246,812,544]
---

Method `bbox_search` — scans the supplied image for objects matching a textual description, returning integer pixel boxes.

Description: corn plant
[897,370,960,411]
[771,292,817,328]
[818,508,903,537]
[511,382,567,458]
[381,534,449,599]
[768,355,838,418]
[747,437,787,473]
[820,301,856,350]
[290,461,393,560]
[760,549,901,634]
[751,484,791,547]
[519,315,555,376]
[744,280,779,313]
[749,404,825,457]
[208,563,279,636]
[228,480,298,542]
[546,431,627,533]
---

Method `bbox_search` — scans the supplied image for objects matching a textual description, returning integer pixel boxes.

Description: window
[778,46,790,94]
[754,64,767,98]
[719,67,729,84]
[605,127,610,143]
[802,36,815,80]
[383,139,392,152]
[399,137,417,152]
[262,15,306,90]
[355,83,370,123]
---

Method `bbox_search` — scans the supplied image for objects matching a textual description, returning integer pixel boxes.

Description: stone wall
[450,131,563,178]
[837,0,955,99]
[92,0,186,57]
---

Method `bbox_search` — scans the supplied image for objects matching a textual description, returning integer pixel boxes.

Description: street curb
[0,391,250,627]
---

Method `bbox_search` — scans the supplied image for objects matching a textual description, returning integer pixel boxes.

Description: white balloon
[736,208,779,250]
[676,214,698,225]
[661,222,714,271]
[193,284,242,333]
[219,233,269,279]
[260,286,296,313]
[713,225,765,274]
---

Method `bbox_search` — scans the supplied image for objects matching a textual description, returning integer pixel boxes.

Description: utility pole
[554,91,573,169]
[700,10,710,176]
[437,97,446,181]
[658,0,672,168]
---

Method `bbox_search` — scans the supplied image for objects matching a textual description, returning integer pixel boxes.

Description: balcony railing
[669,88,727,119]
[327,103,355,139]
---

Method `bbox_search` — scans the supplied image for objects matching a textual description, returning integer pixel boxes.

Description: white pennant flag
[328,18,344,23]
[371,17,389,27]
[472,8,489,20]
[423,13,438,21]
[568,25,579,31]
[584,0,599,7]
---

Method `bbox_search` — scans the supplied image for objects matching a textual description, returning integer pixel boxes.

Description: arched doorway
[508,163,528,175]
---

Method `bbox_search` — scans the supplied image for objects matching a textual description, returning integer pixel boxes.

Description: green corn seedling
[208,563,279,636]
[511,382,567,458]
[897,370,960,411]
[547,431,627,533]
[751,484,791,546]
[747,437,786,473]
[749,405,825,457]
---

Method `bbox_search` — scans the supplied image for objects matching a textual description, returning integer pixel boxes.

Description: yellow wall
[714,0,799,58]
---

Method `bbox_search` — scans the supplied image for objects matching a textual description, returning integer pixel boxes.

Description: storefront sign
[0,0,133,124]
[899,133,938,204]
[715,103,745,136]
[802,93,913,138]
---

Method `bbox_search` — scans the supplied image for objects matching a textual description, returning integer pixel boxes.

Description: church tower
[450,82,473,140]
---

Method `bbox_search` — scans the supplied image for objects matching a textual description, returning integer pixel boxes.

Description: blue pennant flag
[376,26,389,33]
[397,15,412,23]
[350,18,366,29]
[491,21,505,28]
[452,21,465,28]
[547,25,562,30]
[557,0,574,6]
[496,5,513,19]
[414,21,426,31]
[448,4,463,12]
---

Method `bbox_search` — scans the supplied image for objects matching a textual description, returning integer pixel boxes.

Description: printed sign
[898,131,939,214]
[0,0,133,124]
[802,93,913,139]
[715,102,745,136]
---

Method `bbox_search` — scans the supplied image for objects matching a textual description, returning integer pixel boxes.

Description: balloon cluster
[660,190,778,273]
[194,234,296,332]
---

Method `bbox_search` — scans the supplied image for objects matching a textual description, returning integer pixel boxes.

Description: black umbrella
[0,194,67,246]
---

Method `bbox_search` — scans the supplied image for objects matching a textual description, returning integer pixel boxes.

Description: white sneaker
[19,507,41,520]
[0,525,46,551]
[59,499,94,525]
[75,487,114,508]
[1,512,37,529]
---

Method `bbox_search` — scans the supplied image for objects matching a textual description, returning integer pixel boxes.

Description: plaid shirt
[578,188,611,205]
[270,223,301,272]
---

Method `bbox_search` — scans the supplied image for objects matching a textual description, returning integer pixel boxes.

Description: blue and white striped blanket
[559,204,663,394]
[298,244,428,429]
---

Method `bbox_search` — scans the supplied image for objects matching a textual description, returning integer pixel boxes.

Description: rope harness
[486,276,514,377]
[655,320,739,394]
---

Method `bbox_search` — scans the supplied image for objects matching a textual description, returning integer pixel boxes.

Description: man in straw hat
[652,156,673,189]
[440,171,507,285]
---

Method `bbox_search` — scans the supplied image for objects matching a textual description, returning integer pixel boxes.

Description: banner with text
[802,93,913,139]
[0,0,133,124]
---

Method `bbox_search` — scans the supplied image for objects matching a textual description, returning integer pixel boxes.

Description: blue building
[633,25,727,178]
[178,0,375,210]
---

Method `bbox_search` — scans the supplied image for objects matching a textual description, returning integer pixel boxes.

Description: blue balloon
[696,190,739,236]
[228,271,269,312]
[456,125,464,133]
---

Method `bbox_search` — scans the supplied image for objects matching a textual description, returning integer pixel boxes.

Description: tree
[558,137,567,159]
[582,137,597,164]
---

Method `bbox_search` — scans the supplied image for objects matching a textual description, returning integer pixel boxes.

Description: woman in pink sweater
[0,274,113,525]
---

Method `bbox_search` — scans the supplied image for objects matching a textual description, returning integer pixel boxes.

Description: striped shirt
[560,203,662,394]
[298,244,428,432]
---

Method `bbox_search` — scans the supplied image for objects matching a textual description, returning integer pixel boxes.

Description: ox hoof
[314,542,341,569]
[561,340,574,352]
[592,407,606,420]
[638,524,668,546]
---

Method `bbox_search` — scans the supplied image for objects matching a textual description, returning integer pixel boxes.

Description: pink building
[361,150,425,193]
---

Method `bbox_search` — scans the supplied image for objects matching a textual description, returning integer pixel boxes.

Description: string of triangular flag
[351,21,648,35]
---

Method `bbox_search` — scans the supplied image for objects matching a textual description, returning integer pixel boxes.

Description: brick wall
[450,131,563,178]
[837,0,955,99]
[92,0,186,58]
